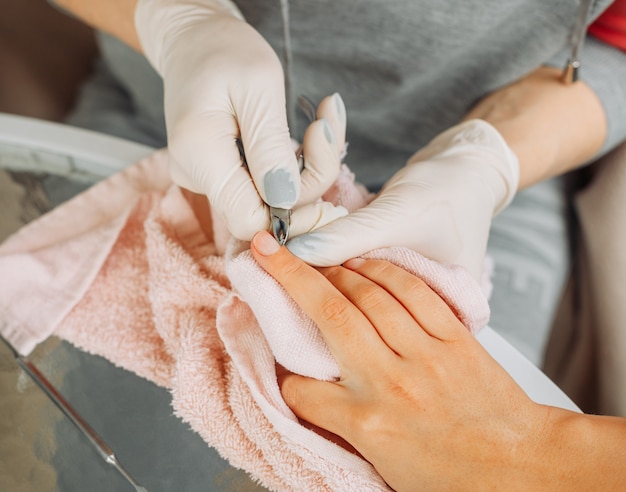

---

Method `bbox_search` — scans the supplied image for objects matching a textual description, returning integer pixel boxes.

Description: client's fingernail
[343,258,365,269]
[253,230,281,256]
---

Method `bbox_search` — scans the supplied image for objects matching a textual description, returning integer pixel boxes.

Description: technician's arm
[464,65,607,188]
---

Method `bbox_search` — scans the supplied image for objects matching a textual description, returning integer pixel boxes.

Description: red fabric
[589,1,626,51]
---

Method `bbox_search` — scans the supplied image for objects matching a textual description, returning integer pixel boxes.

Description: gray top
[69,0,624,189]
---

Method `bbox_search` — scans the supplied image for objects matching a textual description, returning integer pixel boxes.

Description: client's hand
[251,230,560,491]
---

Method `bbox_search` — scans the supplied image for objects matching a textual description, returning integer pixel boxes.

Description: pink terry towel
[0,150,490,491]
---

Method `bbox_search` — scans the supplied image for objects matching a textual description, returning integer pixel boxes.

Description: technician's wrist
[469,119,520,215]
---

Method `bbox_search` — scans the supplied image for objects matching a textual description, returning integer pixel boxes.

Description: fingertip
[286,216,352,267]
[251,230,281,256]
[285,233,320,262]
[289,202,348,238]
[343,257,366,270]
[316,93,346,150]
[333,92,346,123]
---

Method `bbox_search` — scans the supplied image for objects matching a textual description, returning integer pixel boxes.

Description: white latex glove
[290,93,349,232]
[135,0,345,240]
[287,119,520,280]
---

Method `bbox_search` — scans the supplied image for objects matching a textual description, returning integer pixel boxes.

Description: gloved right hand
[135,0,346,240]
[287,119,520,280]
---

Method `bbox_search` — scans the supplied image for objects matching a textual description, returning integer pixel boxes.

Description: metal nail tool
[239,95,317,245]
[0,333,148,492]
[269,206,292,245]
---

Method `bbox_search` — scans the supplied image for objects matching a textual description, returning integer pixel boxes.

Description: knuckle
[352,407,388,439]
[356,283,387,312]
[384,373,420,402]
[403,275,432,302]
[236,52,283,89]
[320,265,344,282]
[280,256,311,280]
[319,296,352,328]
[369,259,399,278]
[263,253,314,287]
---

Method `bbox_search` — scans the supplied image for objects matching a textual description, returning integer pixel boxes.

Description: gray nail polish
[264,168,297,207]
[333,93,346,122]
[286,233,323,259]
[321,118,334,144]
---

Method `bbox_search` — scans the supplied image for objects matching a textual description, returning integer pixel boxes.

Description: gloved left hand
[287,119,520,280]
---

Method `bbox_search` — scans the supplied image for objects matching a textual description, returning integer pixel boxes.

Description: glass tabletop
[0,336,268,492]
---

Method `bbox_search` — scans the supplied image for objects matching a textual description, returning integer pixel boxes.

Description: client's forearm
[53,0,141,52]
[464,66,607,189]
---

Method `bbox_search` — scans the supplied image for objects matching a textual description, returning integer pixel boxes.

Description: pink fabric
[0,150,490,491]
